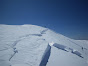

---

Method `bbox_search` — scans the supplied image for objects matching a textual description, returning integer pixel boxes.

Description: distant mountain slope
[0,25,88,66]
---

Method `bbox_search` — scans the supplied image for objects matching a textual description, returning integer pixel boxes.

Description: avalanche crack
[40,42,84,66]
[39,44,51,66]
[9,39,21,62]
[11,39,22,48]
[40,29,48,34]
[9,48,18,61]
[53,43,84,58]
[19,29,48,39]
[53,43,68,52]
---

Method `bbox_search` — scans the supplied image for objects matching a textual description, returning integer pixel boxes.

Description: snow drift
[0,24,88,66]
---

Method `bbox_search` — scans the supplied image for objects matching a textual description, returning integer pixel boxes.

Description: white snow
[0,24,88,66]
[49,42,54,46]
[12,64,29,66]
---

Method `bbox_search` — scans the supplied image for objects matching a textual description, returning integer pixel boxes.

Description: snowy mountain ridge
[0,25,88,66]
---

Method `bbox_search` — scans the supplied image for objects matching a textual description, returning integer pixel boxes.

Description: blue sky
[0,0,88,40]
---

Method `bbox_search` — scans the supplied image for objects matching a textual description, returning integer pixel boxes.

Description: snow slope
[0,24,88,66]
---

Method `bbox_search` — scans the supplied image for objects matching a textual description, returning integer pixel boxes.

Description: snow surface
[0,24,88,66]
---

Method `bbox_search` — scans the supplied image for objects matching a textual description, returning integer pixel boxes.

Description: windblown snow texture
[0,25,88,66]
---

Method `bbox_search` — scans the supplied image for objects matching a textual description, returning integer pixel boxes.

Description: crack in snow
[30,34,42,36]
[19,34,42,39]
[8,39,21,62]
[19,29,48,39]
[40,29,48,34]
[71,49,83,58]
[9,48,18,61]
[53,43,68,52]
[11,40,21,48]
[39,44,51,66]
[53,43,84,58]
[39,41,84,66]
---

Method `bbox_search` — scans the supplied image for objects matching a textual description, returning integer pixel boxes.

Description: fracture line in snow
[9,39,21,62]
[53,43,84,58]
[12,40,21,48]
[39,41,84,66]
[9,52,15,61]
[71,49,83,58]
[19,29,48,39]
[9,32,45,62]
[30,34,42,36]
[39,44,51,66]
[19,34,42,39]
[53,43,68,52]
[40,29,48,34]
[9,48,18,61]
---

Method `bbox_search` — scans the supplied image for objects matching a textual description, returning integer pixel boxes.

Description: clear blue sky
[0,0,88,40]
